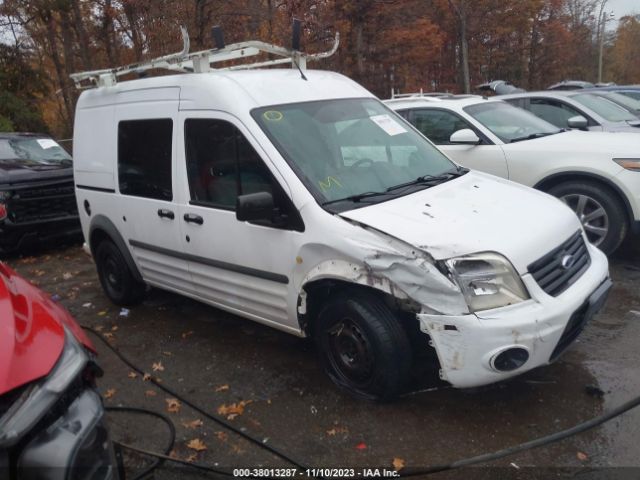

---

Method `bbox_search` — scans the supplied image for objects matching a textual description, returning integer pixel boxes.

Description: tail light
[0,203,6,221]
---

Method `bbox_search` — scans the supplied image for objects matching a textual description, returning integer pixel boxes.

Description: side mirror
[236,192,274,222]
[450,129,481,145]
[567,115,588,129]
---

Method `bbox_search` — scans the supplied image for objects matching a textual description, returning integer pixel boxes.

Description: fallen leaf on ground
[186,438,207,452]
[95,325,104,332]
[355,442,367,451]
[182,330,194,339]
[392,458,405,470]
[152,361,165,372]
[104,388,116,399]
[326,426,349,436]
[215,384,229,392]
[127,371,138,379]
[102,333,114,340]
[217,400,252,420]
[182,419,204,429]
[215,431,228,442]
[168,450,179,459]
[165,398,181,413]
[111,325,119,332]
[145,390,157,397]
[163,351,172,356]
[98,311,107,316]
[143,373,152,381]
[62,272,73,280]
[186,453,198,463]
[577,451,589,461]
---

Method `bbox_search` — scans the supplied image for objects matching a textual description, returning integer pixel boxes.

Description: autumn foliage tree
[0,0,637,137]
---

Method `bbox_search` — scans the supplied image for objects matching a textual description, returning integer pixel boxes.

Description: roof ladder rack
[70,24,339,89]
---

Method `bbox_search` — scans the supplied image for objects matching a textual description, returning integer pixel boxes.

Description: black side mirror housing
[236,192,275,222]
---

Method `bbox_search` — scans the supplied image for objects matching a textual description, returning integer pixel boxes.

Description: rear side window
[118,119,173,200]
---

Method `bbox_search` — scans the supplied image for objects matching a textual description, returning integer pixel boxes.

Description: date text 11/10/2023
[232,468,402,478]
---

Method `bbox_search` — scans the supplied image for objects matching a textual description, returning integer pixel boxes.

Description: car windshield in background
[600,92,640,113]
[253,98,457,209]
[572,93,638,122]
[464,102,561,143]
[0,137,72,169]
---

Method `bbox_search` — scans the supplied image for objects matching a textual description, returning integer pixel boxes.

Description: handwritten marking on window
[318,176,343,192]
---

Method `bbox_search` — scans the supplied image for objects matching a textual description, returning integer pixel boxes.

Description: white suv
[72,40,610,400]
[388,96,640,254]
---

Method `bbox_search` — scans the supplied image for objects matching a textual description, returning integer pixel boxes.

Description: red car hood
[0,263,94,396]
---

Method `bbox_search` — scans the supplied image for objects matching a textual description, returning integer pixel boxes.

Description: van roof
[76,69,375,111]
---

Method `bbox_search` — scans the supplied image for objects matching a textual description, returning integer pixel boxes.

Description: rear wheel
[548,181,628,255]
[314,292,412,401]
[95,240,146,306]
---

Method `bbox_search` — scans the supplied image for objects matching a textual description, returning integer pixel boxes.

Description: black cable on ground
[105,406,176,480]
[85,325,640,478]
[84,326,310,471]
[400,392,640,476]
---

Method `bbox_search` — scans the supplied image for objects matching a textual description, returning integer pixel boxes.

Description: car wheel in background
[314,292,412,401]
[548,181,628,255]
[95,240,146,306]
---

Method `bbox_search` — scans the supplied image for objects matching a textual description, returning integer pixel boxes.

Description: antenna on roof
[70,25,339,89]
[211,25,225,49]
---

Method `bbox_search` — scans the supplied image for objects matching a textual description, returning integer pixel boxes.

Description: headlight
[613,158,640,171]
[0,329,88,448]
[446,253,529,312]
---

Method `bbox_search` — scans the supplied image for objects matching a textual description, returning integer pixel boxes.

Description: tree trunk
[71,0,92,69]
[43,10,73,132]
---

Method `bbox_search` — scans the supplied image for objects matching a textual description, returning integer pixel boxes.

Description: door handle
[157,209,175,220]
[183,213,204,225]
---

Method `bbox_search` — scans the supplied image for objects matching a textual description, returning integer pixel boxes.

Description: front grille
[6,181,78,223]
[528,231,590,297]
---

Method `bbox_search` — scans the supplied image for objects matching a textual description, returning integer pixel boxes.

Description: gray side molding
[89,215,143,282]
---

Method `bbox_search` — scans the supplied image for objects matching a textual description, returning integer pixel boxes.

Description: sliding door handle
[183,213,204,225]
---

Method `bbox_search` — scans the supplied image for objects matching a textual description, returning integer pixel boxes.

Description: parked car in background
[583,90,640,116]
[499,91,640,133]
[592,85,640,101]
[0,262,120,478]
[547,80,595,90]
[0,133,80,255]
[388,96,640,254]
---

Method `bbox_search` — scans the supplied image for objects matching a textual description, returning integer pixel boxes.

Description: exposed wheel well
[89,228,110,255]
[534,172,633,225]
[299,279,419,338]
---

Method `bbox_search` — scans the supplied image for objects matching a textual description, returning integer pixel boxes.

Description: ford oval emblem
[561,254,576,270]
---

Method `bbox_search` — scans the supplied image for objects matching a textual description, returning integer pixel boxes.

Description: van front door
[176,111,303,333]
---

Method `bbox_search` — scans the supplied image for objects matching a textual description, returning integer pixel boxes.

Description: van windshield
[253,98,457,210]
[0,137,72,170]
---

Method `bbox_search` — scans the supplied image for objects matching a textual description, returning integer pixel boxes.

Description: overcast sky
[607,0,639,20]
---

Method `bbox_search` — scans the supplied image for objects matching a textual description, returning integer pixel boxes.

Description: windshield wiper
[322,190,392,207]
[510,130,563,143]
[385,166,469,192]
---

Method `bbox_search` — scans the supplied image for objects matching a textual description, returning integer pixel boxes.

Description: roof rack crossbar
[70,27,340,89]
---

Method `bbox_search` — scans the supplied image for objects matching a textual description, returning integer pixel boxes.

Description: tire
[95,240,146,306]
[313,292,412,401]
[547,180,628,255]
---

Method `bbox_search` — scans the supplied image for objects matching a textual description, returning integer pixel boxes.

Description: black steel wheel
[95,240,145,306]
[314,292,412,401]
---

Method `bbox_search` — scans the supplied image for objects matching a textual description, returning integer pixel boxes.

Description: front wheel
[548,181,628,255]
[313,292,412,401]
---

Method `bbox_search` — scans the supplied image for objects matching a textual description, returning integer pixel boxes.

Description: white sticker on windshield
[370,114,407,136]
[37,139,59,149]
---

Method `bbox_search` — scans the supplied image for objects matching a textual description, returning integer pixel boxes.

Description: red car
[0,262,120,478]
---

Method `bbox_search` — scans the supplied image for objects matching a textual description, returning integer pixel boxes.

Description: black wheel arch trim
[534,171,635,225]
[89,214,143,282]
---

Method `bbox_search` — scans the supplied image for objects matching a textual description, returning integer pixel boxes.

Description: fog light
[493,348,529,372]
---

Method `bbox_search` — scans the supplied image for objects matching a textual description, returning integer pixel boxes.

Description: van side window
[185,119,275,209]
[118,119,173,201]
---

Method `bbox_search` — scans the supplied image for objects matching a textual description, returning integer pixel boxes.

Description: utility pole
[597,0,614,83]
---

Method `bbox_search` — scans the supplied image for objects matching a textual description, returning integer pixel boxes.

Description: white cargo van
[72,35,611,399]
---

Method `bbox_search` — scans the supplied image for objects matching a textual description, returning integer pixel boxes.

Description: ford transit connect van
[72,37,610,400]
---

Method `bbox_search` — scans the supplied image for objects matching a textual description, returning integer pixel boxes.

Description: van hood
[505,130,640,155]
[0,263,93,396]
[339,171,582,274]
